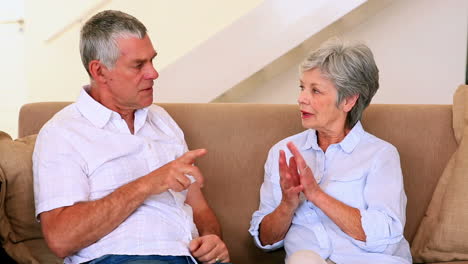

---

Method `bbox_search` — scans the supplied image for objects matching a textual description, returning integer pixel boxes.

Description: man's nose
[145,65,159,80]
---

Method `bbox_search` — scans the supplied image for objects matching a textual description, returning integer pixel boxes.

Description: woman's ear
[342,94,359,113]
[88,60,107,83]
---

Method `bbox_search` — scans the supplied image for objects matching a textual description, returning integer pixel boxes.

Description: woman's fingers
[287,142,306,167]
[279,150,290,179]
[288,156,301,185]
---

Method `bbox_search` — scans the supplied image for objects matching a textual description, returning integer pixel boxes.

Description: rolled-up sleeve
[352,145,407,252]
[249,148,284,251]
[33,126,89,219]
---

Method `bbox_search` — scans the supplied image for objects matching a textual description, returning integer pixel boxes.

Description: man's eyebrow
[133,53,157,64]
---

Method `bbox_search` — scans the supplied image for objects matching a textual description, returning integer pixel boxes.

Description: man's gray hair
[80,10,147,76]
[300,39,379,128]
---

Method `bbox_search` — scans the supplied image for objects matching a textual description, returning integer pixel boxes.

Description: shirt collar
[76,85,150,130]
[134,107,150,133]
[339,121,364,153]
[301,121,364,154]
[76,86,113,128]
[302,129,321,151]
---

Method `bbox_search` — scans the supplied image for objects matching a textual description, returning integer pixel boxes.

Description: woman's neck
[317,127,350,152]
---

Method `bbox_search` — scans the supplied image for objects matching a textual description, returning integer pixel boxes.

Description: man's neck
[89,83,136,134]
[120,112,135,134]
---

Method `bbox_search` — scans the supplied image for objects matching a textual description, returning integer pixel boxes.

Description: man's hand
[286,142,321,201]
[189,234,230,264]
[279,149,303,210]
[144,149,207,195]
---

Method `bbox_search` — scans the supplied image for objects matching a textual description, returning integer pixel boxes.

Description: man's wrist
[135,174,157,197]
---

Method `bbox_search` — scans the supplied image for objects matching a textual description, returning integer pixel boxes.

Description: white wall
[229,0,468,104]
[0,0,26,138]
[24,0,263,103]
[3,0,467,137]
[0,0,261,137]
[155,0,366,103]
[0,24,26,138]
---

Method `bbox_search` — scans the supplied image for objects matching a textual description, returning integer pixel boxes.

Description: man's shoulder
[39,103,81,135]
[147,104,176,124]
[148,104,169,116]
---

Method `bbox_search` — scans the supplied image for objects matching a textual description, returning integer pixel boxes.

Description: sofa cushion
[0,131,62,263]
[411,85,468,262]
[428,262,468,264]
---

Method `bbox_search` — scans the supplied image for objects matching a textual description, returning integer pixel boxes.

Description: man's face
[102,34,158,110]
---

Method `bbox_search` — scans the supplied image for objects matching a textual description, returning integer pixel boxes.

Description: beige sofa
[0,95,466,263]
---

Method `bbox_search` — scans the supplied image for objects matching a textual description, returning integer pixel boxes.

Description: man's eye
[299,85,304,91]
[313,89,320,94]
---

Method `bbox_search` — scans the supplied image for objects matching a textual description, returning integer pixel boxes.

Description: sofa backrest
[18,102,456,264]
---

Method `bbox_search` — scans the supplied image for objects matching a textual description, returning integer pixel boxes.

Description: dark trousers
[84,255,195,264]
[83,255,232,264]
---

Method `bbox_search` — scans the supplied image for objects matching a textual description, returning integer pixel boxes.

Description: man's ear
[88,60,107,83]
[342,94,359,113]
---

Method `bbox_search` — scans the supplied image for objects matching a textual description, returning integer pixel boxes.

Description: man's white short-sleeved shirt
[33,87,198,264]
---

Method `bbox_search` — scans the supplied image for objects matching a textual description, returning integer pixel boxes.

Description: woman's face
[298,68,348,132]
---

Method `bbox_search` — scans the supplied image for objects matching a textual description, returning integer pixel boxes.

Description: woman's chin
[301,120,317,130]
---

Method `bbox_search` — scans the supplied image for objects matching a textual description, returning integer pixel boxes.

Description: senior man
[33,10,230,264]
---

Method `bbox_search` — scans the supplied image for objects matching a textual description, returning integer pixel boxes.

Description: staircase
[155,0,367,103]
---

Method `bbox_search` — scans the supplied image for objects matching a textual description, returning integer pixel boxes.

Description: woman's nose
[298,90,309,105]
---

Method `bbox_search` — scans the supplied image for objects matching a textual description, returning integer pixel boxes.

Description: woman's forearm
[310,190,366,241]
[259,202,297,245]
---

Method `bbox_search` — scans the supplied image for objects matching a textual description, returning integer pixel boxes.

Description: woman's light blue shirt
[249,122,412,264]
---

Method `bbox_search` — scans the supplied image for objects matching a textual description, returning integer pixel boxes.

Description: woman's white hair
[300,38,379,128]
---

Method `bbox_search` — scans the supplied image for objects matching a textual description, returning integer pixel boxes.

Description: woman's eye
[299,85,304,91]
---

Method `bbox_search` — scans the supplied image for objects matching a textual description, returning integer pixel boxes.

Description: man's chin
[140,96,154,108]
[141,101,153,108]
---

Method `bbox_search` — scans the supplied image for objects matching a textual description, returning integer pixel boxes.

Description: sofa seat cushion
[428,262,468,264]
[0,131,62,263]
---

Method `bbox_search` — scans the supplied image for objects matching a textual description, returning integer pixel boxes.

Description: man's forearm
[193,206,222,237]
[41,175,152,258]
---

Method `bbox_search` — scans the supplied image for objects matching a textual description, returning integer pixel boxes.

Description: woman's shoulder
[360,129,399,157]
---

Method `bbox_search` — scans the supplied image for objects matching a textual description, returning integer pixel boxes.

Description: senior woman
[249,40,412,264]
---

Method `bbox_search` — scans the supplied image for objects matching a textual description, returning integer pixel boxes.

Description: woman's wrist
[306,188,326,205]
[278,199,299,217]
